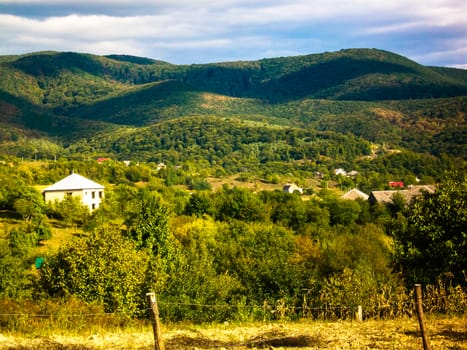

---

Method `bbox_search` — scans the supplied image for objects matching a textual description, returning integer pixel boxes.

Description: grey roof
[43,173,104,192]
[369,185,435,204]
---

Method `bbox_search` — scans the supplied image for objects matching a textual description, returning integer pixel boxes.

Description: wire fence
[0,293,463,320]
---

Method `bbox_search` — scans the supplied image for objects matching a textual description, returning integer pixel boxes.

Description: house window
[66,192,73,197]
[92,191,95,199]
[92,204,96,210]
[99,191,103,198]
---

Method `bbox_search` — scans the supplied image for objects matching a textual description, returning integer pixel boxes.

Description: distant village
[42,159,434,212]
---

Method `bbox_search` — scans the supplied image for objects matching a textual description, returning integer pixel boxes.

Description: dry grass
[1,316,465,349]
[205,175,324,194]
[206,175,283,192]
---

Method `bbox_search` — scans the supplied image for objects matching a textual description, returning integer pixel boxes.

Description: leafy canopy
[392,171,467,287]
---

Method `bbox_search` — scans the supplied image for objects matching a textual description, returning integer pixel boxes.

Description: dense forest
[0,48,466,326]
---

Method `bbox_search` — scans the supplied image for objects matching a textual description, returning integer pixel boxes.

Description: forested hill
[0,48,466,163]
[2,49,467,105]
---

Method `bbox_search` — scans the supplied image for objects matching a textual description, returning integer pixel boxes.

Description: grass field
[0,316,465,349]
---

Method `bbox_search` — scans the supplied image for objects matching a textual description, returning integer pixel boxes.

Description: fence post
[146,292,165,350]
[356,305,363,321]
[414,284,431,350]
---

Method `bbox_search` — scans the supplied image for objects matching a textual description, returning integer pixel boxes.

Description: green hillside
[0,48,466,165]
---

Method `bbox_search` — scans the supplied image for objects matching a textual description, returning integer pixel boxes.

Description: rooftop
[43,173,104,192]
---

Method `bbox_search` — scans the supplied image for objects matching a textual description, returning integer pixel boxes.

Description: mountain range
[0,48,466,165]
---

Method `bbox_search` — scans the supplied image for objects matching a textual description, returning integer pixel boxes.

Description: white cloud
[0,0,466,66]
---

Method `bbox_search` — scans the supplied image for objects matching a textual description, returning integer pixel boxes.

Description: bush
[39,227,151,317]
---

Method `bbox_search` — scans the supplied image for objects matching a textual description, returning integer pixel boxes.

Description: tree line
[0,158,465,323]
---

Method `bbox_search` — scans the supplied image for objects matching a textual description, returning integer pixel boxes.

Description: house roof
[283,183,303,193]
[369,185,435,204]
[43,173,104,192]
[341,188,369,201]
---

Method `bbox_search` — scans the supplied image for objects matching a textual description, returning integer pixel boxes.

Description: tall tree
[125,189,172,257]
[392,171,467,286]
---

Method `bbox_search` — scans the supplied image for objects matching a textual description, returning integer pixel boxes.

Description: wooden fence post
[146,292,165,350]
[414,284,431,350]
[356,305,363,321]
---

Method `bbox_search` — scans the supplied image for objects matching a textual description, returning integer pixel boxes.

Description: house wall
[82,189,104,210]
[44,189,104,211]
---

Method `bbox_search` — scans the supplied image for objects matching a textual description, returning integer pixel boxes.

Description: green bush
[38,227,151,317]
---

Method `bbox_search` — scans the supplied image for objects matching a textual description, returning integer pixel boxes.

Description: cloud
[0,0,465,66]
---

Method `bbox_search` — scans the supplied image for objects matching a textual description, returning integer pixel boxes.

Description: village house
[368,185,435,205]
[283,183,303,194]
[42,173,105,211]
[334,168,359,177]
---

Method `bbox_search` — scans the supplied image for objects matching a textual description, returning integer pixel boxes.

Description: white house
[42,173,105,211]
[283,183,303,194]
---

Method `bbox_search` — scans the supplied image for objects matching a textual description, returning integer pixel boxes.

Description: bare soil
[1,316,465,349]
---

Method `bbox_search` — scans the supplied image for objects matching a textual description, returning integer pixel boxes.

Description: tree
[14,197,41,221]
[39,227,151,316]
[392,171,467,287]
[326,198,361,226]
[166,217,241,322]
[125,189,171,257]
[0,240,33,298]
[215,186,266,222]
[48,195,90,228]
[214,221,302,301]
[184,191,214,217]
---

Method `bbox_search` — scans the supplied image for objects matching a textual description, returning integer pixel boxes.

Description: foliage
[1,49,466,165]
[46,195,90,227]
[39,227,151,317]
[0,156,466,324]
[164,217,243,322]
[392,171,467,287]
[0,46,466,326]
[213,220,303,302]
[124,190,172,257]
[0,240,34,298]
[214,186,267,222]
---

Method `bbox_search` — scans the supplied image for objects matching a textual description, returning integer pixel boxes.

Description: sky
[0,0,466,68]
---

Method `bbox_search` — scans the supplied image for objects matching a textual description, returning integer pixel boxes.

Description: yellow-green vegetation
[0,316,465,349]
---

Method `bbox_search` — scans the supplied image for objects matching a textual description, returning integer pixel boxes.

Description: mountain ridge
[0,48,466,163]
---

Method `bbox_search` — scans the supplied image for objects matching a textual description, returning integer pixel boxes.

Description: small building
[334,168,359,177]
[368,185,435,205]
[42,173,105,211]
[341,188,369,201]
[334,168,347,176]
[283,183,303,194]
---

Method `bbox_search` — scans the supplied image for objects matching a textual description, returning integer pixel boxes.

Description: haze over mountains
[0,48,466,164]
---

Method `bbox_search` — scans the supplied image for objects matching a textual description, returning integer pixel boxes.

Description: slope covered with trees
[0,48,465,166]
